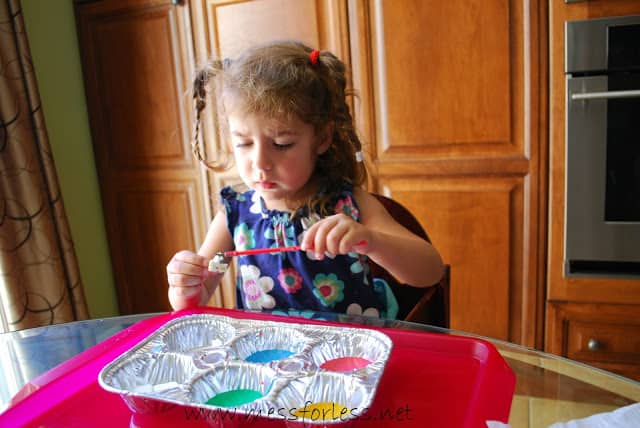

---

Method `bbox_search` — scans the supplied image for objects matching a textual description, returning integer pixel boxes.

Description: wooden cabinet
[348,0,547,346]
[75,0,547,346]
[75,0,208,314]
[546,0,640,380]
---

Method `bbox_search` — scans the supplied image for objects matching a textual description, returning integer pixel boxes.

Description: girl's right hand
[166,250,210,310]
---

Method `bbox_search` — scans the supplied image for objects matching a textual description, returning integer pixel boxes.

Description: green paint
[21,0,118,317]
[206,389,263,407]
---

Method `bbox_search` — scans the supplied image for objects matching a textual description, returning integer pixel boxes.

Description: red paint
[320,357,372,372]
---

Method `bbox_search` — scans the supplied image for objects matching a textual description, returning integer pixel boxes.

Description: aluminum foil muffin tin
[98,314,393,425]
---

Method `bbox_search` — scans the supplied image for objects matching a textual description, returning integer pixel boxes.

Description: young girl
[166,40,443,318]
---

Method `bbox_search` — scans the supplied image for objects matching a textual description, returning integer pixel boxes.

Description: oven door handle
[571,89,640,100]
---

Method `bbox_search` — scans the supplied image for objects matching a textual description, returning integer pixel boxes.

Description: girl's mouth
[255,181,276,190]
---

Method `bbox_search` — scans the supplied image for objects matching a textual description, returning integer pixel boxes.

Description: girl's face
[228,111,330,211]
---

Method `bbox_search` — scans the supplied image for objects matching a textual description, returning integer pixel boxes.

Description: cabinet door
[75,0,208,314]
[348,0,546,345]
[190,0,351,308]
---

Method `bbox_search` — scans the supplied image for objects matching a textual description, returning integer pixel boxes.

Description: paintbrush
[220,245,303,258]
[208,246,301,273]
[208,241,366,273]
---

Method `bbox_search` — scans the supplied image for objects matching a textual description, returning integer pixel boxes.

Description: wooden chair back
[369,194,450,328]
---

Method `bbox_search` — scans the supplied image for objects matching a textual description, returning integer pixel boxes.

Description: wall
[21,0,118,317]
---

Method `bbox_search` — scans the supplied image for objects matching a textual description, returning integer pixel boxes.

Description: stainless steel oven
[565,15,640,277]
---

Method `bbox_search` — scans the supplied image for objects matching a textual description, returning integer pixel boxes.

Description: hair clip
[355,151,364,162]
[309,50,320,66]
[223,58,231,69]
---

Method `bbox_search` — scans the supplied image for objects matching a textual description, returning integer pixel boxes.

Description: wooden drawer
[546,302,640,381]
[566,321,640,365]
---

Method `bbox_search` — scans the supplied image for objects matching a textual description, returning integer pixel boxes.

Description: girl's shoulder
[351,187,375,206]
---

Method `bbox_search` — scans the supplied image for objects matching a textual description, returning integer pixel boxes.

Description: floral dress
[221,184,397,318]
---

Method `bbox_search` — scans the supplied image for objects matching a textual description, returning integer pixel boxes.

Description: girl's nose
[252,142,272,171]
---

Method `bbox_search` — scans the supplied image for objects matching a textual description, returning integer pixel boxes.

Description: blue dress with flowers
[221,184,397,318]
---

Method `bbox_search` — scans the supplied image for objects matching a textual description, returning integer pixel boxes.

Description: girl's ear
[316,123,333,155]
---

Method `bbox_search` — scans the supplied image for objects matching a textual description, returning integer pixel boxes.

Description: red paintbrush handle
[223,240,367,257]
[223,246,301,257]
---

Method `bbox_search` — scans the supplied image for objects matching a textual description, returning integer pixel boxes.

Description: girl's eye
[273,141,294,150]
[234,141,252,148]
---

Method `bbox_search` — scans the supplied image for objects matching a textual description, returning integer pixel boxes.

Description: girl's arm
[301,189,444,287]
[167,210,234,310]
[355,190,444,287]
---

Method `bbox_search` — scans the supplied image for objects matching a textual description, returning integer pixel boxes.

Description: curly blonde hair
[192,40,366,216]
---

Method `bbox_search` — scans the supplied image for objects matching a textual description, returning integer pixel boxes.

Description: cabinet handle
[587,338,602,351]
[571,89,640,101]
[170,0,182,5]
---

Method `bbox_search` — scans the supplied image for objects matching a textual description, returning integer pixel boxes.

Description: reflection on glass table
[0,310,638,427]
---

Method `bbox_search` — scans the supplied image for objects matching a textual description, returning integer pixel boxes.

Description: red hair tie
[309,49,320,66]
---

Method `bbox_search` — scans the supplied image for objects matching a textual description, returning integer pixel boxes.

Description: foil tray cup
[192,346,231,370]
[240,372,370,428]
[272,356,316,377]
[307,331,390,376]
[159,315,236,353]
[187,361,277,409]
[230,326,311,364]
[100,352,194,414]
[98,313,393,425]
[276,372,371,427]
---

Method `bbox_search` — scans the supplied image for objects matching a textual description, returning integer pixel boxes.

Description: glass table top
[0,310,638,427]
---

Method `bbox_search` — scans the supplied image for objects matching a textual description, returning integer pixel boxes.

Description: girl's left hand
[300,213,371,259]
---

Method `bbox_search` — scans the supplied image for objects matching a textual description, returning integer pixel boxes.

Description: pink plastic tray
[0,308,515,427]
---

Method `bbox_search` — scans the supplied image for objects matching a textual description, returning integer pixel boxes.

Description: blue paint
[245,349,293,363]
